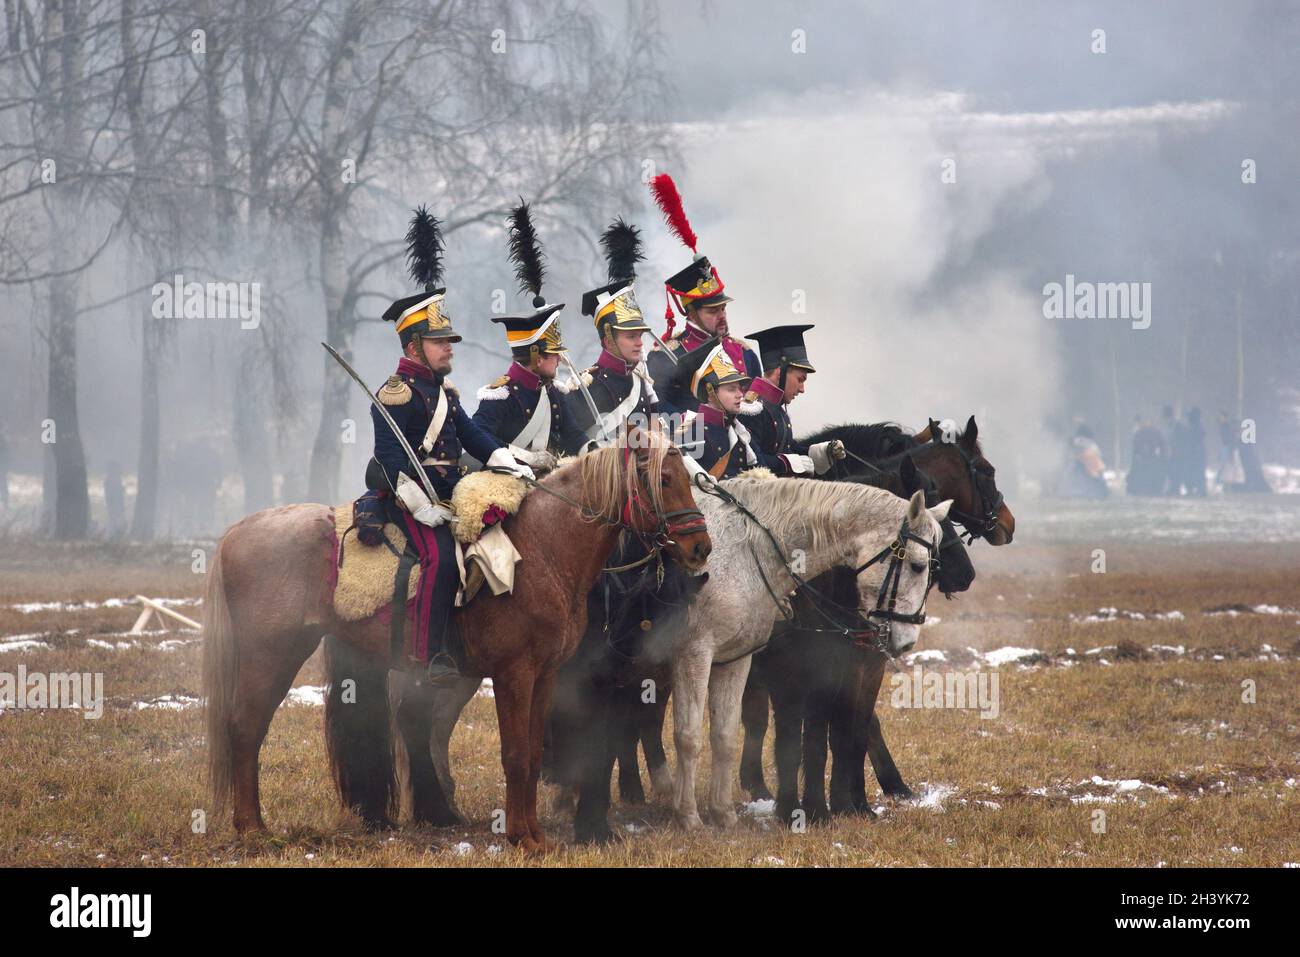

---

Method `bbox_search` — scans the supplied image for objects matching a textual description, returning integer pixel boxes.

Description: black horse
[740,417,1015,823]
[546,532,706,844]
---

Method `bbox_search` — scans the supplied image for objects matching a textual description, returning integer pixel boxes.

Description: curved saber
[321,341,439,505]
[559,351,614,444]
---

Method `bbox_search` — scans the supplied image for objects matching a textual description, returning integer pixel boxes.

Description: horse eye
[910,562,926,575]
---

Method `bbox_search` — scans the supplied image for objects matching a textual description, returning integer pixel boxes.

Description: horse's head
[851,489,950,658]
[619,420,711,573]
[915,415,1015,546]
[899,454,974,594]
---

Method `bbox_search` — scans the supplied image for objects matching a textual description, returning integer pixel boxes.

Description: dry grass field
[1,526,1297,868]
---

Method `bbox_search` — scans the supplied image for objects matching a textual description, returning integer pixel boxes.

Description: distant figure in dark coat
[1178,407,1207,496]
[1126,415,1166,496]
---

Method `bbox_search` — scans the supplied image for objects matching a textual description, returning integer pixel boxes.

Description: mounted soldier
[669,336,758,480]
[644,173,759,417]
[472,201,587,462]
[738,324,845,476]
[568,218,660,448]
[361,206,535,683]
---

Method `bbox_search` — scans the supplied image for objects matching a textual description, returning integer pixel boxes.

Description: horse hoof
[710,807,739,830]
[362,815,398,833]
[650,767,674,803]
[674,812,706,832]
[745,783,774,801]
[884,785,914,801]
[802,804,831,826]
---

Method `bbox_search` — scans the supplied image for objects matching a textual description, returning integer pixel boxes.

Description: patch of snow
[133,694,200,711]
[909,783,957,811]
[902,648,947,664]
[741,799,775,818]
[285,685,326,707]
[980,647,1039,667]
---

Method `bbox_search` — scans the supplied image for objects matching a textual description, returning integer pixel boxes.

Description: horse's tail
[323,635,398,828]
[202,537,237,819]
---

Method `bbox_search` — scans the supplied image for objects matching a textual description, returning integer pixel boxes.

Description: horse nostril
[694,540,711,563]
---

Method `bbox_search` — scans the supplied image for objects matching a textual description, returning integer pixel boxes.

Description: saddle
[332,470,531,625]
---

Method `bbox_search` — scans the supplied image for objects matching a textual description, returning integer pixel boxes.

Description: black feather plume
[405,205,444,292]
[601,218,643,283]
[508,200,546,302]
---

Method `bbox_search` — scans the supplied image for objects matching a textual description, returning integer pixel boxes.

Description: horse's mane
[800,420,983,465]
[718,476,903,556]
[800,422,918,460]
[543,428,671,524]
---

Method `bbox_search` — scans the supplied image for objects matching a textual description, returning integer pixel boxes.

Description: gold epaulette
[489,373,510,389]
[377,375,412,406]
[743,390,757,403]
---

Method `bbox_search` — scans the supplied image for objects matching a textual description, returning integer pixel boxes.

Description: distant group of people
[1127,406,1207,496]
[1055,406,1272,500]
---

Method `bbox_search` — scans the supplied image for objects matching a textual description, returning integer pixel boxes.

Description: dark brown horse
[202,427,710,853]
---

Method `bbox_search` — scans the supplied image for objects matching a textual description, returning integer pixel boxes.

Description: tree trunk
[130,319,160,540]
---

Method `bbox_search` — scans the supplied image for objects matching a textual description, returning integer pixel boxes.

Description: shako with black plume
[649,173,733,339]
[383,205,461,346]
[492,199,567,363]
[581,217,651,340]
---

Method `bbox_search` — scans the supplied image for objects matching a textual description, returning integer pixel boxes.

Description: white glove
[808,439,846,475]
[396,473,454,527]
[510,446,557,473]
[782,453,816,475]
[486,447,536,482]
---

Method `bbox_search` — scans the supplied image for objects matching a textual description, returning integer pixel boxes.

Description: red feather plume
[649,173,697,253]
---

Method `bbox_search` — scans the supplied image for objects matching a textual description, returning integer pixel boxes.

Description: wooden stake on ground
[129,595,200,634]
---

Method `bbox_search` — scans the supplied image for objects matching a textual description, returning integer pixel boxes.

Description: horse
[666,478,950,831]
[201,425,711,853]
[740,416,1016,813]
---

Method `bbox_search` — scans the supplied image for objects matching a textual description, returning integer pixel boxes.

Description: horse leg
[613,684,647,805]
[230,628,322,833]
[393,673,476,827]
[705,654,752,829]
[828,660,864,816]
[525,667,558,851]
[739,666,773,800]
[801,690,832,825]
[670,644,713,831]
[769,678,804,829]
[490,664,541,852]
[640,690,673,802]
[573,683,617,844]
[860,656,913,800]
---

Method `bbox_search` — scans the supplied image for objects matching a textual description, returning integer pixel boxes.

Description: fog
[1,0,1295,539]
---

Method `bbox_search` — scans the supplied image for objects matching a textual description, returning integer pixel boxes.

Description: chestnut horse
[202,429,710,853]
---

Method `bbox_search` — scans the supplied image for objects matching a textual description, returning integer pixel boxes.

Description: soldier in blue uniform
[737,324,845,476]
[363,206,534,683]
[644,173,759,417]
[472,202,587,460]
[569,218,660,447]
[668,337,758,480]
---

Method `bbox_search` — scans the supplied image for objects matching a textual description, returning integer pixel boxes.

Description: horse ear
[915,422,932,442]
[962,415,978,446]
[929,499,953,523]
[928,418,942,443]
[906,488,926,523]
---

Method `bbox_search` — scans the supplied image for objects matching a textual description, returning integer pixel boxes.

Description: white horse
[668,477,949,830]
[412,477,948,834]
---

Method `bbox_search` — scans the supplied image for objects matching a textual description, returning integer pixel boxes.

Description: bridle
[698,479,936,657]
[941,441,1007,545]
[838,437,1007,546]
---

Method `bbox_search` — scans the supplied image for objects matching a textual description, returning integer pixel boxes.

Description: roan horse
[667,478,950,830]
[201,426,710,853]
[741,416,1016,810]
